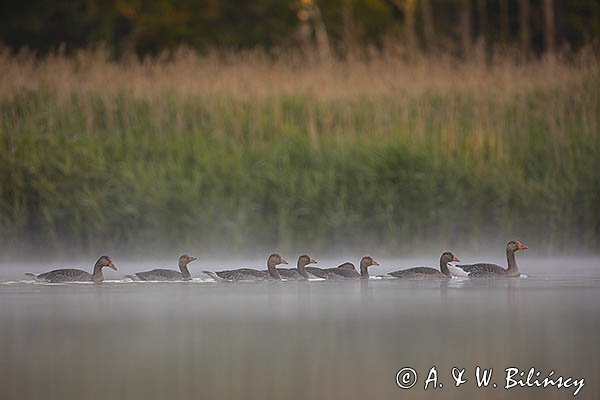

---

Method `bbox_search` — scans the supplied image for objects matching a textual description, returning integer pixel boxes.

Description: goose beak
[517,242,528,250]
[108,261,118,271]
[190,256,198,262]
[309,258,318,264]
[281,258,288,265]
[372,259,380,266]
[453,255,460,262]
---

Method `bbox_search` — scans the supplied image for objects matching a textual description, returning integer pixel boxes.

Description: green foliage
[1,79,599,256]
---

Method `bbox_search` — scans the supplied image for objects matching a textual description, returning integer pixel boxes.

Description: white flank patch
[447,264,469,277]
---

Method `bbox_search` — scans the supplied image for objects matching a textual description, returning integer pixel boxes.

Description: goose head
[440,251,460,264]
[360,256,380,269]
[268,253,288,267]
[507,241,528,254]
[97,255,117,271]
[297,254,317,268]
[179,254,198,267]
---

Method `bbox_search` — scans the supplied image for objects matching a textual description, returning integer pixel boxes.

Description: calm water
[0,257,598,400]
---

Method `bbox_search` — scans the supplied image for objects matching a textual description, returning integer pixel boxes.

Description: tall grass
[0,47,599,257]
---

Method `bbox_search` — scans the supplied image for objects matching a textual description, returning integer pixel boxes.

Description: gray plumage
[127,255,197,281]
[277,255,317,280]
[307,256,379,280]
[451,241,527,278]
[204,268,271,281]
[305,261,355,278]
[277,269,304,280]
[203,254,288,282]
[26,269,94,282]
[456,263,513,278]
[25,256,117,283]
[388,266,446,279]
[388,252,459,279]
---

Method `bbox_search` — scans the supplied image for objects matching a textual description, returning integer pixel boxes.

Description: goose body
[306,267,353,279]
[206,268,270,281]
[277,255,318,280]
[306,256,378,280]
[449,241,528,278]
[305,262,355,278]
[131,269,185,281]
[28,269,94,282]
[389,266,445,279]
[25,256,117,283]
[388,252,459,279]
[273,269,301,280]
[203,254,288,282]
[452,263,509,277]
[305,265,350,279]
[127,255,197,281]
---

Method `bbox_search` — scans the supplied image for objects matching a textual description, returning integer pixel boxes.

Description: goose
[306,256,379,279]
[388,252,459,279]
[277,255,317,280]
[126,255,197,281]
[202,254,287,281]
[25,256,117,283]
[447,241,527,278]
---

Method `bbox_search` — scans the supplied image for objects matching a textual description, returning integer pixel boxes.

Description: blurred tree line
[0,0,599,57]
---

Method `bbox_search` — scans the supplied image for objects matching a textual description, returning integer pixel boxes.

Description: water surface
[1,257,598,399]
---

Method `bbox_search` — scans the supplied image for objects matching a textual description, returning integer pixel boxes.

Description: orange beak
[280,258,288,265]
[453,255,460,262]
[371,259,380,266]
[309,258,318,264]
[517,242,528,250]
[108,261,118,271]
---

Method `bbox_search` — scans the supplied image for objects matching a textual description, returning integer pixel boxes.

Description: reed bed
[0,47,598,256]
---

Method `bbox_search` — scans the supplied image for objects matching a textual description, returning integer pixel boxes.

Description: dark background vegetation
[0,0,599,258]
[1,0,599,56]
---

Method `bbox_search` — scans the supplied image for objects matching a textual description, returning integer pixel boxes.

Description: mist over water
[1,256,598,400]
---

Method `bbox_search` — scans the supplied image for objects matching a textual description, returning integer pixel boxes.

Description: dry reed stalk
[0,46,596,103]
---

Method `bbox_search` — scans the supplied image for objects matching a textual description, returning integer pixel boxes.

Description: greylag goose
[388,252,459,279]
[306,256,379,279]
[277,255,317,280]
[202,254,287,281]
[25,256,117,283]
[126,255,197,281]
[447,241,528,278]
